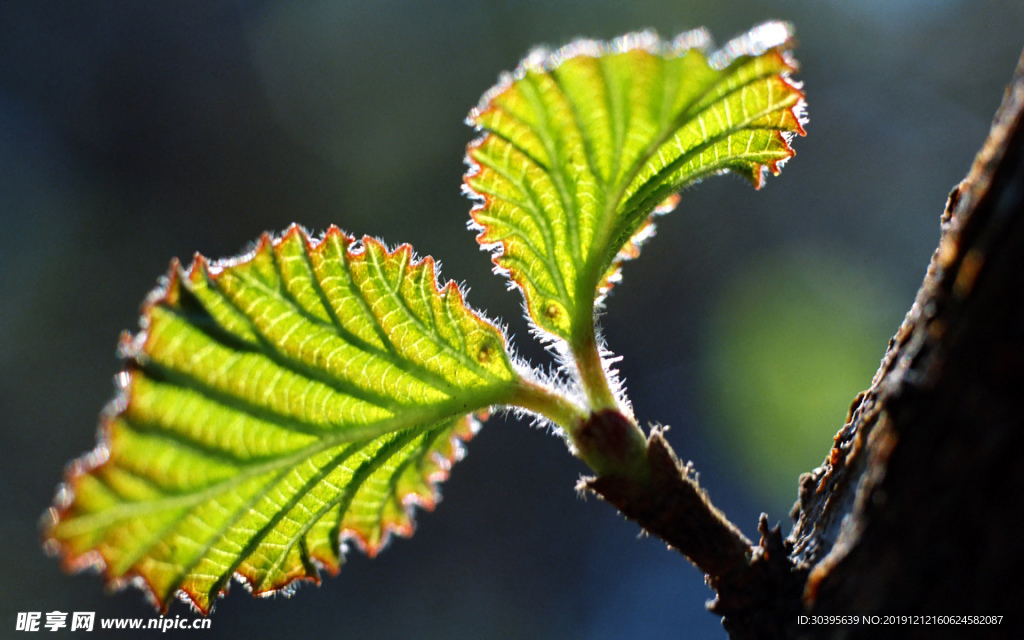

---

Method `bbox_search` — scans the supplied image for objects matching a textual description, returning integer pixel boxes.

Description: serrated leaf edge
[462,20,807,327]
[42,224,516,614]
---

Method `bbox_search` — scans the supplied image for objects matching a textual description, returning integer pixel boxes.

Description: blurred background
[2,1,1022,638]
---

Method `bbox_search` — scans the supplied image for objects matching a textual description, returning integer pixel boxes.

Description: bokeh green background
[2,1,1022,638]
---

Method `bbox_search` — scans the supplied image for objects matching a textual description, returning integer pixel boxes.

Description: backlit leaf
[45,225,523,612]
[464,22,806,341]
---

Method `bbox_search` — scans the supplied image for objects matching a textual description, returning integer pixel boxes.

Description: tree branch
[579,412,807,640]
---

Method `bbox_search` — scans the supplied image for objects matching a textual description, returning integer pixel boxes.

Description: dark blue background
[2,1,1022,638]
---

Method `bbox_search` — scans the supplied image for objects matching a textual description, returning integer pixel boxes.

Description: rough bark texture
[786,49,1024,638]
[585,46,1024,640]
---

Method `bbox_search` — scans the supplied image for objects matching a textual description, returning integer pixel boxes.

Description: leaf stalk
[571,319,620,412]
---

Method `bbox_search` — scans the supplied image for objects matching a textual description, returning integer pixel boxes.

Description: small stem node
[573,409,650,481]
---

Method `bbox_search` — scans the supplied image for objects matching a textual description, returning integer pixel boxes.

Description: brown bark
[786,46,1024,640]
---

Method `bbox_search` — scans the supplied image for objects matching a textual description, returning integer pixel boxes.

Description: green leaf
[44,225,523,613]
[464,22,806,342]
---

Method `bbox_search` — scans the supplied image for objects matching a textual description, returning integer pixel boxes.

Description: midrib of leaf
[141,358,359,438]
[120,416,273,467]
[588,54,793,299]
[568,57,629,335]
[492,80,576,309]
[55,393,499,540]
[108,445,300,585]
[521,74,585,268]
[600,55,626,191]
[111,421,435,604]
